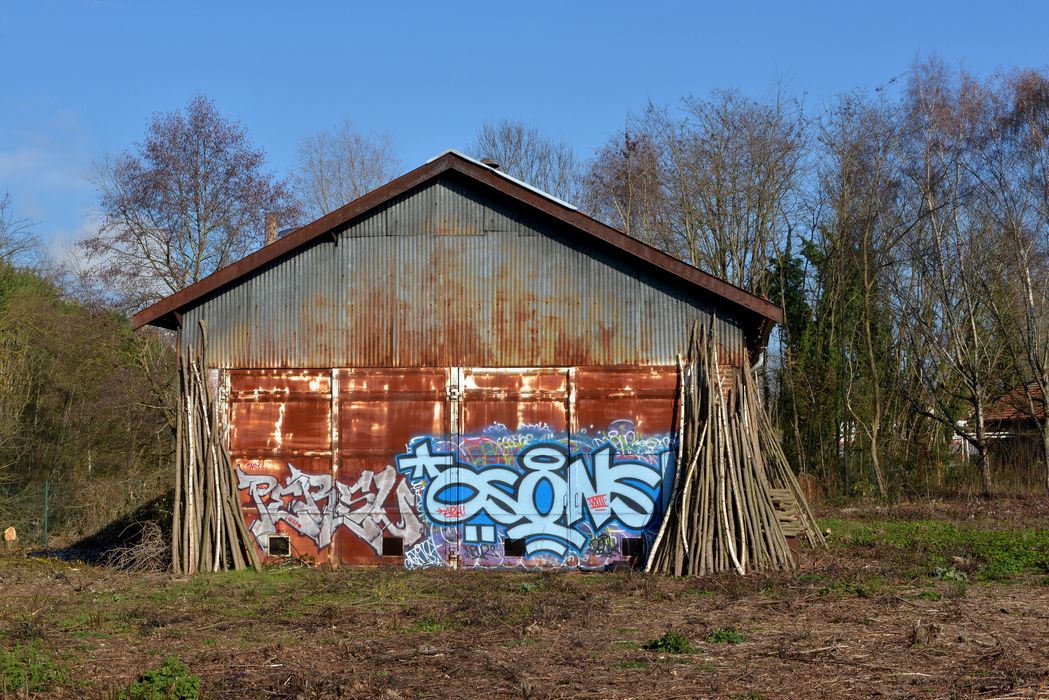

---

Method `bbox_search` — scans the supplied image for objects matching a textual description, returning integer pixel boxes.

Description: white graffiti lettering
[236,464,423,555]
[403,538,444,570]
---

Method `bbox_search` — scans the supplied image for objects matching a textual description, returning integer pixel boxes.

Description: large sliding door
[333,368,448,565]
[456,368,573,567]
[227,370,335,564]
[569,368,678,568]
[227,365,677,569]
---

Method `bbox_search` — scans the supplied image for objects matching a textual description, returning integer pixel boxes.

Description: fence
[0,469,170,549]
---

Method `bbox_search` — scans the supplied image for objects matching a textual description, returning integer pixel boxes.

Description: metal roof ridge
[426,149,578,211]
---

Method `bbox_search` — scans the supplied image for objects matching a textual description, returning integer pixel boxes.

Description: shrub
[705,628,745,644]
[642,631,696,654]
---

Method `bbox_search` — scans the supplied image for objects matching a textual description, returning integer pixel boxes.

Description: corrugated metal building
[134,151,783,570]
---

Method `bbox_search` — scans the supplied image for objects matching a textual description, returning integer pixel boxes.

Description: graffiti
[586,494,609,511]
[404,538,444,570]
[463,543,500,559]
[588,532,618,556]
[232,419,674,570]
[396,432,671,560]
[436,505,467,519]
[236,464,424,554]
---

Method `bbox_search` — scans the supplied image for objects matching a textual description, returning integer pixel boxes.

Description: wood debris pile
[172,321,260,575]
[646,322,824,576]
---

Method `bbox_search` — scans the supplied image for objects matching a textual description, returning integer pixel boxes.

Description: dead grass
[1,509,1048,698]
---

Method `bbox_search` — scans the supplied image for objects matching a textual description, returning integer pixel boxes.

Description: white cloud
[0,146,93,199]
[0,110,97,247]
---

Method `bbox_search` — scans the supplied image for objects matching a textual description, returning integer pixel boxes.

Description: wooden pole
[645,319,825,576]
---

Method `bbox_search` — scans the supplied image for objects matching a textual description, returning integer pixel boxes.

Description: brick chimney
[264,213,279,246]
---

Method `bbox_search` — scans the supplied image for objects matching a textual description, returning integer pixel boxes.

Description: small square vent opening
[268,535,290,557]
[503,538,526,557]
[621,537,645,558]
[382,536,404,556]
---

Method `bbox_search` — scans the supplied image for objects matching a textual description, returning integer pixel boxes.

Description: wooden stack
[172,320,260,575]
[645,322,824,576]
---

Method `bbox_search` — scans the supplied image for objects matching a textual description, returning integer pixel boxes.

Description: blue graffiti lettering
[396,439,667,559]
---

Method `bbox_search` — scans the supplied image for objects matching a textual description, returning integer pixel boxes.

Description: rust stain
[226,365,680,567]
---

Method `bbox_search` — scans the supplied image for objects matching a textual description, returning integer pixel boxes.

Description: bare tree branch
[294,118,400,219]
[81,95,301,312]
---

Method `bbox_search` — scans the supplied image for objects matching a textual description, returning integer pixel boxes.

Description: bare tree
[1009,71,1049,492]
[0,193,39,266]
[591,93,806,296]
[294,118,400,219]
[580,93,806,297]
[975,68,1049,491]
[582,128,667,248]
[82,95,300,312]
[898,59,1010,497]
[815,93,912,496]
[469,118,581,203]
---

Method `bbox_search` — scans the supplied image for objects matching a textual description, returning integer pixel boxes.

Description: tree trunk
[977,448,993,498]
[974,399,992,497]
[870,420,887,497]
[1042,426,1049,495]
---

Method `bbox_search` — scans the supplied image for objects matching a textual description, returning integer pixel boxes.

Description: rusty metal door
[569,367,679,567]
[333,368,448,565]
[227,370,335,564]
[455,368,573,568]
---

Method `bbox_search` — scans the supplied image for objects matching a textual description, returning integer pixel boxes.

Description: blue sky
[2,0,1047,254]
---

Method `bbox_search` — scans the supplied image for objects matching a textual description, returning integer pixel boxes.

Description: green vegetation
[704,628,745,644]
[643,631,696,654]
[616,660,649,669]
[117,657,200,700]
[409,619,456,634]
[0,515,1047,698]
[909,589,943,601]
[0,263,174,546]
[0,644,65,693]
[822,519,1049,581]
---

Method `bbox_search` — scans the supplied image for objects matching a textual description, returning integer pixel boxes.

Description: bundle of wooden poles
[645,322,824,576]
[172,320,260,575]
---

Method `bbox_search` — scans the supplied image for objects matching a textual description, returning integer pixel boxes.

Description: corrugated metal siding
[182,174,748,368]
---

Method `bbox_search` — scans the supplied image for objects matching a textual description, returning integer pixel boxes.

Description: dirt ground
[2,502,1049,699]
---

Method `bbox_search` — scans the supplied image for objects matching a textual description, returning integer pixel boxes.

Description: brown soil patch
[2,519,1048,698]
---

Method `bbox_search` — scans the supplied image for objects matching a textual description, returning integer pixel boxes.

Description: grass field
[2,503,1049,698]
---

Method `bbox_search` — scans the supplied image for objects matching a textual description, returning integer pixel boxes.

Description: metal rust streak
[227,369,332,457]
[228,370,331,395]
[181,258,748,370]
[174,168,754,369]
[573,367,679,439]
[335,367,449,566]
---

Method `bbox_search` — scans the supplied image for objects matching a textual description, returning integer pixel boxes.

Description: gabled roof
[986,383,1046,424]
[132,151,784,332]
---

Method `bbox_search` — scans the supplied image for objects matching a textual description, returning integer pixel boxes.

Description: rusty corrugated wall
[181,173,748,368]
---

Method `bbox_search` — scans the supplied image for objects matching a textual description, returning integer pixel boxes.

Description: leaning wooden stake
[172,320,261,575]
[645,320,824,576]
